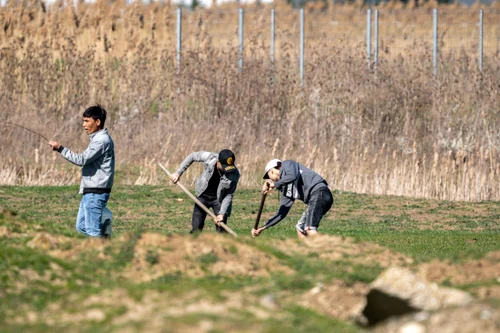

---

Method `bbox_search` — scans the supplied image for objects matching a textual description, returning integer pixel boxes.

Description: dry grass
[1,1,499,201]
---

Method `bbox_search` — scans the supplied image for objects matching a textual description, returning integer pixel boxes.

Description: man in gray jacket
[170,150,240,233]
[48,105,115,238]
[252,159,333,239]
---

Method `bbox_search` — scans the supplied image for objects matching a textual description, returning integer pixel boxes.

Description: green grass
[0,185,498,331]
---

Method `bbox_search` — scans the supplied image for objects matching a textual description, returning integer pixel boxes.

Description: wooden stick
[159,163,238,237]
[3,121,49,142]
[253,192,267,230]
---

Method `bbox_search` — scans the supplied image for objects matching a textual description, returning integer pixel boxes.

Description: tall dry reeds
[0,2,499,201]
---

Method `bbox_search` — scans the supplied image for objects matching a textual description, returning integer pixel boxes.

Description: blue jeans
[76,193,110,237]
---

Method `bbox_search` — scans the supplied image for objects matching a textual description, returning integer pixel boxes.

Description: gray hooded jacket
[263,160,328,229]
[59,129,115,194]
[176,151,240,217]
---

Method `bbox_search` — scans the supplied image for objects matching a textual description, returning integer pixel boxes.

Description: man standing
[252,159,333,239]
[48,105,115,238]
[170,150,240,233]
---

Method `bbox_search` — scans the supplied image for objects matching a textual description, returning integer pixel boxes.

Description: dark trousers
[297,188,334,233]
[192,195,228,233]
[305,188,334,228]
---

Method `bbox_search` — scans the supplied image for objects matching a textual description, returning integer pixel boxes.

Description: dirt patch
[122,233,294,282]
[473,285,500,300]
[300,280,369,321]
[418,251,500,285]
[274,234,413,268]
[24,231,111,260]
[27,232,74,251]
[49,237,111,260]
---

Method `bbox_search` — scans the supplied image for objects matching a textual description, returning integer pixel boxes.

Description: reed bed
[1,1,499,201]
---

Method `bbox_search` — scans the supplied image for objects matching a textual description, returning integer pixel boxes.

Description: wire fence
[169,7,500,82]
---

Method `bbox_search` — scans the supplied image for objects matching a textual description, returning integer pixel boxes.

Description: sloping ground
[418,252,500,285]
[121,233,295,281]
[1,206,499,332]
[24,231,296,281]
[26,231,111,260]
[274,234,414,268]
[9,288,273,332]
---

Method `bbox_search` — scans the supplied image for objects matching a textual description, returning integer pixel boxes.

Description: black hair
[83,105,107,129]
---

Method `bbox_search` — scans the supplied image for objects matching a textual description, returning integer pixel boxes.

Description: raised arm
[176,151,213,176]
[59,139,107,167]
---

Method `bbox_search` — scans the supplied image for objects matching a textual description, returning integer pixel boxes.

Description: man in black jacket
[252,159,333,239]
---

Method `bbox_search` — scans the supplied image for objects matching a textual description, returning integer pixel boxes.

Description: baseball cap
[263,159,282,179]
[218,149,237,173]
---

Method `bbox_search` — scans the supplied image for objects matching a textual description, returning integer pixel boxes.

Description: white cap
[263,159,282,179]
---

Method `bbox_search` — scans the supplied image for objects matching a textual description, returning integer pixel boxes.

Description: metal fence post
[433,8,438,77]
[176,8,182,73]
[238,8,244,72]
[479,9,483,72]
[367,9,372,71]
[300,8,305,86]
[271,9,275,64]
[374,9,379,72]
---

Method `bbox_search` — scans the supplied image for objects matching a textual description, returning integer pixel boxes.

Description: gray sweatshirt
[176,151,240,217]
[263,160,327,229]
[59,129,115,194]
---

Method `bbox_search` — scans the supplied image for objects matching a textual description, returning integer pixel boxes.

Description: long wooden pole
[158,163,238,237]
[253,193,267,230]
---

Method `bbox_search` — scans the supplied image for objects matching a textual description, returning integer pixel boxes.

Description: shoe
[296,222,307,236]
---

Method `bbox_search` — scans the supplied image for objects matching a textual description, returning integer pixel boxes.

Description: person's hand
[48,141,61,151]
[252,226,265,238]
[170,172,180,183]
[262,181,275,194]
[214,214,224,226]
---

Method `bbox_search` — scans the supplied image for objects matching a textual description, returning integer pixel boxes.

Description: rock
[354,267,473,326]
[310,282,324,295]
[399,322,426,333]
[373,303,499,333]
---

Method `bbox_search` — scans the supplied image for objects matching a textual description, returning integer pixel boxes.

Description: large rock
[372,303,500,333]
[354,267,474,326]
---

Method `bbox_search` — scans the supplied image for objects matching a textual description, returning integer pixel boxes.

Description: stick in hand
[158,163,238,237]
[254,192,267,230]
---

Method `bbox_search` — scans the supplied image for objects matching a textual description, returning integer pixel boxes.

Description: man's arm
[219,173,240,216]
[53,139,106,167]
[273,161,299,190]
[171,151,213,183]
[262,195,294,229]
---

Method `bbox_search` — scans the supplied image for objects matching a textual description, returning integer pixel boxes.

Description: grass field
[0,185,498,331]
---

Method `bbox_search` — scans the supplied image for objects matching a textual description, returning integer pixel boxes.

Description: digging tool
[158,163,238,237]
[253,192,267,230]
[2,121,49,142]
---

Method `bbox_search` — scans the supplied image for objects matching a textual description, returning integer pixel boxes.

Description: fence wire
[169,6,500,77]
